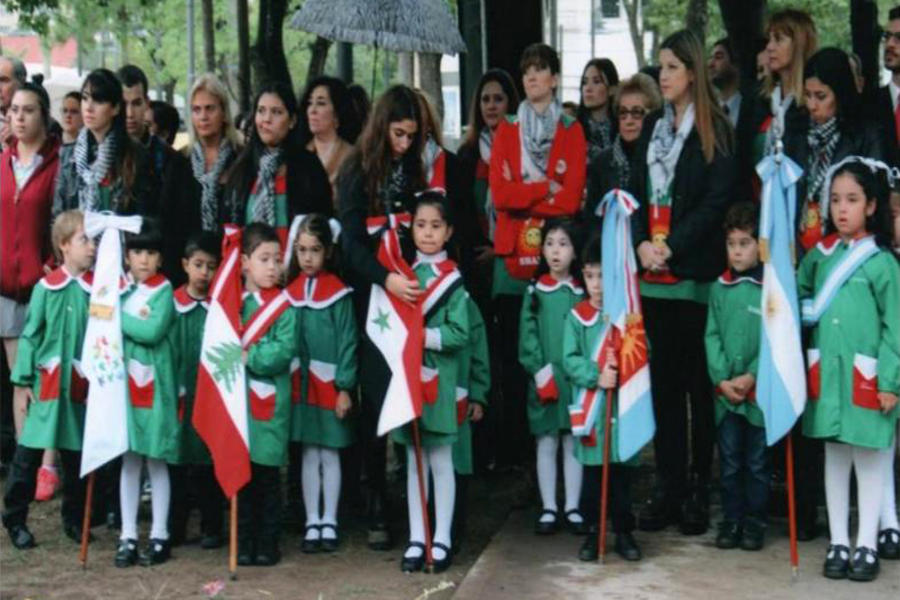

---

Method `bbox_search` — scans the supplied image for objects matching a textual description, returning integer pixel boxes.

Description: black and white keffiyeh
[584,116,613,163]
[191,139,234,231]
[610,135,631,189]
[250,147,284,225]
[806,116,840,202]
[74,127,120,211]
[646,102,695,206]
[517,98,562,179]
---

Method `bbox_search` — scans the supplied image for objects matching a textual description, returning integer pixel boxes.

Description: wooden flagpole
[411,419,434,571]
[78,472,95,569]
[598,388,614,563]
[786,434,799,578]
[229,495,238,580]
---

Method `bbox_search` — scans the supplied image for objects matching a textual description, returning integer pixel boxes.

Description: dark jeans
[718,411,770,524]
[581,464,635,533]
[491,293,530,468]
[2,445,85,530]
[169,463,224,537]
[643,297,715,501]
[359,337,390,501]
[238,463,281,545]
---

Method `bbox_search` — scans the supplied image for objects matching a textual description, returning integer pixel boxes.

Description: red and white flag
[193,225,251,498]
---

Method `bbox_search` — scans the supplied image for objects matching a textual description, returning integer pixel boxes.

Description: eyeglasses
[617,107,647,120]
[882,31,900,43]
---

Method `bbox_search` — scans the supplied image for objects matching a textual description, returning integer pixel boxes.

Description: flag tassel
[786,434,799,580]
[598,388,614,563]
[229,495,238,580]
[78,471,95,569]
[412,419,434,571]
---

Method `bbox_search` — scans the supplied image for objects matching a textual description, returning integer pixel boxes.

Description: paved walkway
[452,509,900,599]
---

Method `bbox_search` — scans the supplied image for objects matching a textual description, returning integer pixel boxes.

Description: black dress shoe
[255,539,281,566]
[319,524,339,553]
[578,528,599,562]
[63,522,94,544]
[564,509,588,535]
[140,538,171,566]
[237,539,255,566]
[401,542,426,573]
[115,538,139,568]
[715,521,741,549]
[679,483,709,536]
[7,524,36,549]
[877,528,900,560]
[740,520,765,551]
[301,525,321,554]
[534,509,559,535]
[848,546,879,582]
[431,542,452,573]
[823,544,850,579]
[614,532,642,561]
[638,492,680,532]
[200,533,224,549]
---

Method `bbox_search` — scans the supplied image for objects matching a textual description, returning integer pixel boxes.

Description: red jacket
[1,136,60,302]
[489,114,587,260]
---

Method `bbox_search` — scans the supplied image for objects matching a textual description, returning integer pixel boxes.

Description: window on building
[601,0,620,19]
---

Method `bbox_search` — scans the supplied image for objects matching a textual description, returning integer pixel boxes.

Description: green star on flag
[372,308,391,333]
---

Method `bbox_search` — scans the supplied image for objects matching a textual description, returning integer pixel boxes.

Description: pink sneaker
[35,465,59,502]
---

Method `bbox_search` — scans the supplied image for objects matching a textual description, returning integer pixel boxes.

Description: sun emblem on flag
[620,313,648,379]
[765,291,779,319]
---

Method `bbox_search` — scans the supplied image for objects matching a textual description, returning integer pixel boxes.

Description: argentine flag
[755,154,807,446]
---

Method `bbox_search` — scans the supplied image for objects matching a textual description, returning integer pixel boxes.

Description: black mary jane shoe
[823,544,850,579]
[578,528,599,562]
[564,509,588,535]
[614,532,642,561]
[401,542,427,573]
[715,521,741,549]
[877,528,900,560]
[534,509,559,535]
[319,523,339,553]
[431,542,452,574]
[7,524,36,549]
[301,525,322,554]
[848,546,880,582]
[140,538,171,566]
[114,538,139,568]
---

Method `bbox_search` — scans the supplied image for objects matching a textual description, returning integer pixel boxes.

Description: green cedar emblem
[205,341,243,393]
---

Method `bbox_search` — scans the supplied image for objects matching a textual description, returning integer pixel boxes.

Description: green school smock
[797,234,900,449]
[122,274,179,462]
[518,275,584,435]
[392,254,468,448]
[11,267,91,451]
[243,288,296,466]
[171,285,211,465]
[704,269,765,428]
[562,300,638,466]
[452,295,491,475]
[286,272,358,449]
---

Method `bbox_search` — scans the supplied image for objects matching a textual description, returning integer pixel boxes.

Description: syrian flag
[755,154,807,446]
[570,189,655,462]
[193,225,251,498]
[366,214,425,436]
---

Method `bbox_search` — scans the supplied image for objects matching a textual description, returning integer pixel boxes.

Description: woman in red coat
[0,82,61,494]
[488,43,587,472]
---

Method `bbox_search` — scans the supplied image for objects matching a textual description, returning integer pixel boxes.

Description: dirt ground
[0,466,530,600]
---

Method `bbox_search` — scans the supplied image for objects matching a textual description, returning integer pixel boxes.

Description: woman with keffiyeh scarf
[223,81,332,247]
[53,69,156,218]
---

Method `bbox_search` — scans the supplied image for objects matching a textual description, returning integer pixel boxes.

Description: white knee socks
[824,442,886,550]
[880,436,899,531]
[404,444,456,561]
[120,452,170,541]
[302,445,342,540]
[536,435,559,521]
[561,434,583,521]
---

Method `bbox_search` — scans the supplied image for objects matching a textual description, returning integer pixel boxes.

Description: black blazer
[583,144,634,235]
[628,110,738,283]
[869,86,900,168]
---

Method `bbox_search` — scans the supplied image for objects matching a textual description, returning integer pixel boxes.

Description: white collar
[415,250,447,264]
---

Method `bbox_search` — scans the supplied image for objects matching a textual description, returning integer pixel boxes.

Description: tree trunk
[306,36,332,87]
[851,0,880,105]
[622,0,645,70]
[251,0,292,92]
[418,52,444,121]
[236,0,251,113]
[163,78,177,104]
[397,52,414,85]
[718,0,766,89]
[685,0,709,45]
[201,0,216,73]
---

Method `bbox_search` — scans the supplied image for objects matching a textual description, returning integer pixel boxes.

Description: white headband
[283,214,342,266]
[820,155,900,224]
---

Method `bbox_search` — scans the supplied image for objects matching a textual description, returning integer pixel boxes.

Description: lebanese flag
[367,216,424,436]
[192,225,251,498]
